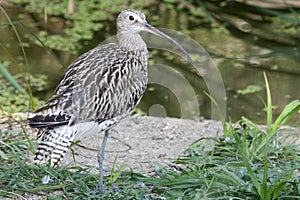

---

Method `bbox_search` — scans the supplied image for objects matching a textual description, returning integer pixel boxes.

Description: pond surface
[1,5,299,126]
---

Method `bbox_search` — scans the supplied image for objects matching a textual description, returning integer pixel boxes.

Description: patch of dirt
[60,115,224,175]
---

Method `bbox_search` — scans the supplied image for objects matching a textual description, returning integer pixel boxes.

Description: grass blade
[0,5,28,70]
[0,62,23,92]
[272,100,300,132]
[256,99,300,154]
[232,130,261,196]
[263,72,272,133]
[0,4,35,110]
[203,91,228,135]
[261,151,269,200]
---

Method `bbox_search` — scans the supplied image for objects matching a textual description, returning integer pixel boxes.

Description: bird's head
[117,9,147,33]
[117,9,193,63]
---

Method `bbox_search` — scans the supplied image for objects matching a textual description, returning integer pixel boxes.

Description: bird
[28,9,192,191]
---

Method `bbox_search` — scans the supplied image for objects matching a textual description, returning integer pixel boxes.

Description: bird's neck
[117,32,147,53]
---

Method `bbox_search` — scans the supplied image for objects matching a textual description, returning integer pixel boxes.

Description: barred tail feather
[34,125,77,168]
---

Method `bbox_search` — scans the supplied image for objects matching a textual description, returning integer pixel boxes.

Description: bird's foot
[97,181,120,194]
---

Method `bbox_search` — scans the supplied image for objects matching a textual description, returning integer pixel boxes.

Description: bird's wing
[28,43,120,128]
[28,43,147,128]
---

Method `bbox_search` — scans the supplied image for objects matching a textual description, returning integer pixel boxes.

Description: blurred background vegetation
[0,0,299,125]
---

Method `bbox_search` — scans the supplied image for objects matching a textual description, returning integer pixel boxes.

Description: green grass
[1,77,299,199]
[0,126,152,199]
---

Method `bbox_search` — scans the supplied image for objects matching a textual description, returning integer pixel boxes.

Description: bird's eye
[128,16,135,21]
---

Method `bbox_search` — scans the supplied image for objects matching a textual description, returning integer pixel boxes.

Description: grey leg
[98,129,110,192]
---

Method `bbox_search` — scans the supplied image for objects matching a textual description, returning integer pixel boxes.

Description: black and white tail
[34,125,77,168]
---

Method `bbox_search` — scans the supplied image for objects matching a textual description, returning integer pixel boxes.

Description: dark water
[1,6,299,126]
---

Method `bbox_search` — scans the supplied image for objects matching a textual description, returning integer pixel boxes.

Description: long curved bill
[143,22,193,64]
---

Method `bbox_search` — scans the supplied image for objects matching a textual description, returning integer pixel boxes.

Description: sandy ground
[60,115,224,176]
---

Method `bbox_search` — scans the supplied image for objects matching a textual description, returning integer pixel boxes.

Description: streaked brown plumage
[28,9,192,190]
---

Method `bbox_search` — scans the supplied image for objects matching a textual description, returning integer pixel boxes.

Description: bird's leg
[98,129,110,192]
